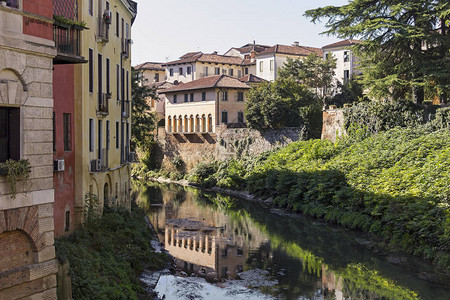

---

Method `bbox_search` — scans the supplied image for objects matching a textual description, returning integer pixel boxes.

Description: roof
[239,74,267,84]
[257,44,323,57]
[232,44,271,54]
[162,75,251,93]
[163,53,244,66]
[134,62,165,71]
[180,52,203,59]
[322,39,361,49]
[241,59,256,66]
[153,81,174,90]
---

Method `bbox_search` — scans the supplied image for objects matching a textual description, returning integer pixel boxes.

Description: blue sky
[131,0,348,65]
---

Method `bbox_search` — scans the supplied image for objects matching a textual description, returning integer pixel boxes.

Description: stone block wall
[321,109,345,142]
[158,126,303,172]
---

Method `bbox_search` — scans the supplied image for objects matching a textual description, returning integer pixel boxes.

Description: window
[245,68,248,75]
[89,49,93,93]
[238,70,242,77]
[89,0,93,15]
[116,12,119,36]
[121,18,124,39]
[116,122,119,149]
[65,211,70,232]
[169,68,173,76]
[98,54,102,99]
[0,107,20,162]
[106,58,110,94]
[98,120,102,158]
[222,69,227,74]
[106,120,110,150]
[173,95,177,103]
[215,67,220,75]
[121,67,124,102]
[344,51,349,62]
[229,69,234,76]
[270,60,274,71]
[89,119,94,152]
[184,94,188,102]
[179,67,183,76]
[52,112,56,152]
[63,113,71,151]
[202,92,206,101]
[221,91,228,101]
[155,73,159,82]
[221,111,228,124]
[190,93,194,102]
[259,61,264,72]
[116,64,120,101]
[238,111,244,123]
[344,70,350,83]
[237,92,244,102]
[187,66,191,75]
[204,66,208,76]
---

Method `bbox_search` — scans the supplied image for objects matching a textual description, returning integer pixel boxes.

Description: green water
[137,182,450,300]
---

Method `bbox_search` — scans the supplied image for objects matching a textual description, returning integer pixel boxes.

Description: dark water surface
[136,182,450,300]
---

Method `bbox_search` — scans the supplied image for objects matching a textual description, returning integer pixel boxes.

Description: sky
[131,0,348,66]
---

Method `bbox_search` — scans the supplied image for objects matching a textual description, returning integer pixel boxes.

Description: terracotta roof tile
[322,39,361,49]
[162,53,244,66]
[134,62,164,71]
[257,44,323,57]
[162,75,250,93]
[239,74,267,83]
[180,51,203,59]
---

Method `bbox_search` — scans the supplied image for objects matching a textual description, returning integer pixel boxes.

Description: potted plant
[0,159,31,199]
[103,12,111,24]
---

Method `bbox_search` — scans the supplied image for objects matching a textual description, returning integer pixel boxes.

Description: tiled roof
[153,81,174,90]
[180,51,203,59]
[241,59,256,66]
[162,53,244,66]
[134,62,165,71]
[257,44,323,57]
[239,74,267,83]
[322,39,361,49]
[162,75,250,93]
[234,44,271,54]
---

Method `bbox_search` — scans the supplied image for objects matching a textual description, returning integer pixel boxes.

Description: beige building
[224,43,271,76]
[255,43,323,81]
[73,0,137,223]
[163,52,245,83]
[0,1,58,298]
[135,61,165,84]
[162,75,251,134]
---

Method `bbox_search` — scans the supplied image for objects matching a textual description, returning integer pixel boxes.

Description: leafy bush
[188,127,450,268]
[55,205,168,300]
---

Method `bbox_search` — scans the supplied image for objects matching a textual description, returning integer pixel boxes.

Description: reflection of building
[162,75,251,134]
[165,222,247,280]
[322,265,345,300]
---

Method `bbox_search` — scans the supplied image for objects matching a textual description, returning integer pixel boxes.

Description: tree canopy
[245,78,322,138]
[131,69,158,149]
[277,53,336,99]
[305,0,450,103]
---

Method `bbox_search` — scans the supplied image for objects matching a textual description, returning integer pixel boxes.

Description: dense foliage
[277,54,336,99]
[245,78,322,138]
[131,69,158,149]
[55,205,167,300]
[188,127,450,268]
[305,0,450,103]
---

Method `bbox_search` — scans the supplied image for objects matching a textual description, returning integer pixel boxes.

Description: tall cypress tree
[305,0,450,103]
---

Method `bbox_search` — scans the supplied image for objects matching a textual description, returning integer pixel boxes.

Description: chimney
[293,41,299,47]
[250,50,256,62]
[212,51,218,55]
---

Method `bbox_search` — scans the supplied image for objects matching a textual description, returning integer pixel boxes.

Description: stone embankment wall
[157,126,304,171]
[321,109,345,142]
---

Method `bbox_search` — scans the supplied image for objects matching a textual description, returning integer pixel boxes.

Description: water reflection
[137,182,450,300]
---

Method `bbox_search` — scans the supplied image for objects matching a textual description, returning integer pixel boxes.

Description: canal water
[136,182,450,300]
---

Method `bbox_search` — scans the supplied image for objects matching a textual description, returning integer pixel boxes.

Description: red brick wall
[23,0,53,40]
[0,231,34,273]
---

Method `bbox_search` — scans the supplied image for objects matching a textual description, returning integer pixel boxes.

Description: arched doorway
[201,114,206,132]
[208,114,213,132]
[168,116,172,132]
[103,183,109,208]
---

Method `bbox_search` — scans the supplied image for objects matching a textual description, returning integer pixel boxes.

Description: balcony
[98,92,110,116]
[97,16,109,43]
[53,0,86,64]
[121,38,130,58]
[122,100,130,119]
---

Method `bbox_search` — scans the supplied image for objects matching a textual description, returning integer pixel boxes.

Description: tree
[277,53,337,99]
[305,0,450,104]
[131,69,158,149]
[245,78,323,138]
[329,78,367,107]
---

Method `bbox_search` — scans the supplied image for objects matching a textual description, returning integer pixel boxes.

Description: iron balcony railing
[121,38,130,58]
[53,23,85,63]
[98,93,110,115]
[97,17,109,42]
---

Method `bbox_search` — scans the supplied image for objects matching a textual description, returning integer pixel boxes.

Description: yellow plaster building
[74,0,137,224]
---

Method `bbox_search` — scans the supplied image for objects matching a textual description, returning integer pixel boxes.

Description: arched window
[190,115,194,132]
[168,116,172,132]
[208,114,213,132]
[184,115,189,132]
[201,115,206,132]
